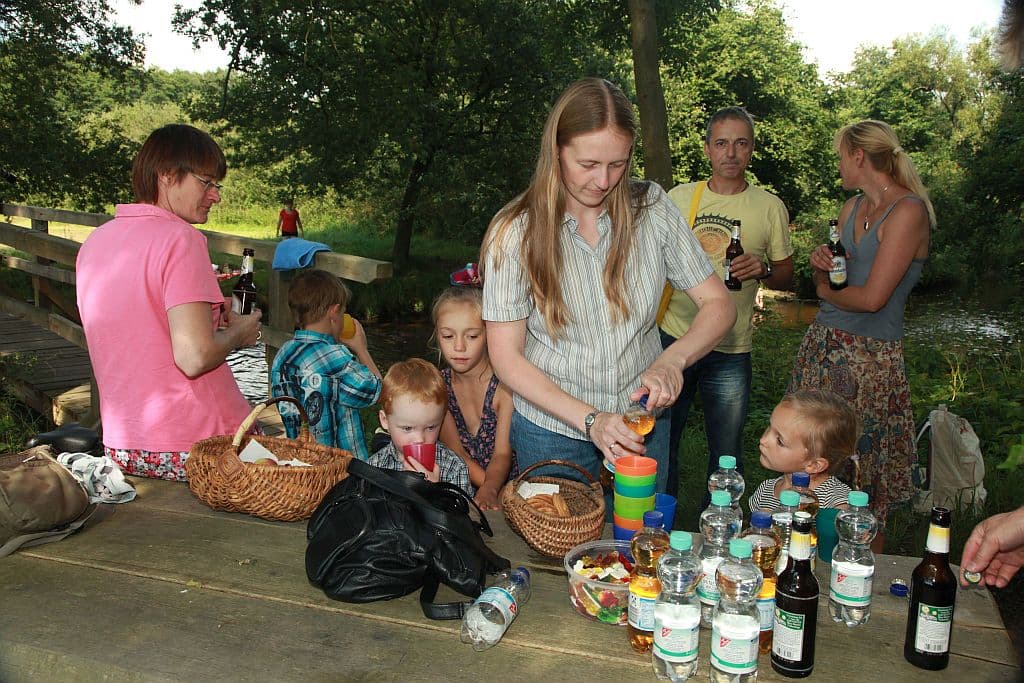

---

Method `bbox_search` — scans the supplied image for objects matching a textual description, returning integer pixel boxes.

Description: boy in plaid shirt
[369,358,473,495]
[271,270,382,460]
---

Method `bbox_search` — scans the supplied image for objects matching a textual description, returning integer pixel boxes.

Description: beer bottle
[827,219,848,291]
[724,220,743,291]
[771,511,818,678]
[904,507,957,670]
[232,248,257,315]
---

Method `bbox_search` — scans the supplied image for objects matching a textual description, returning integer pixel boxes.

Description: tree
[179,0,603,269]
[660,0,835,219]
[628,0,673,189]
[0,1,143,208]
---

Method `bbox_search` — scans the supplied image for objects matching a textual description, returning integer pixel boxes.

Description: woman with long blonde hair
[481,78,735,493]
[789,119,932,549]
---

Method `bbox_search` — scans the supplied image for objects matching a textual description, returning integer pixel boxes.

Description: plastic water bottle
[697,490,742,628]
[710,539,763,683]
[708,455,745,524]
[781,473,819,568]
[829,491,878,627]
[460,567,531,650]
[741,510,781,654]
[653,531,702,681]
[629,510,671,653]
[772,490,800,576]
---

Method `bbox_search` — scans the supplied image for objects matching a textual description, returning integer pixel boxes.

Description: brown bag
[0,446,95,557]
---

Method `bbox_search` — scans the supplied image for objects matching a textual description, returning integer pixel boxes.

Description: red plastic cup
[402,442,436,471]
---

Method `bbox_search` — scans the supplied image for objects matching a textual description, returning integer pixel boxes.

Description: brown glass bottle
[232,248,257,315]
[724,219,743,291]
[904,507,956,670]
[827,219,848,291]
[771,512,818,678]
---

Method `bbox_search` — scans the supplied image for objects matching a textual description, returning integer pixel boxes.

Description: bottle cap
[710,490,731,506]
[729,538,752,559]
[848,491,869,507]
[670,531,692,551]
[792,472,810,487]
[718,455,736,469]
[890,578,909,597]
[962,569,983,585]
[750,510,772,529]
[639,394,648,409]
[643,510,665,529]
[779,490,800,507]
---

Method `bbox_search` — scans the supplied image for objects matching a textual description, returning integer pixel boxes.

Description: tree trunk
[628,0,674,190]
[391,154,431,271]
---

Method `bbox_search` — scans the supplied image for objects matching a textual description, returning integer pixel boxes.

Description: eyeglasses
[190,173,224,193]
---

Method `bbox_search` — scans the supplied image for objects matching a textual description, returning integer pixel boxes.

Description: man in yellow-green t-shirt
[660,106,794,497]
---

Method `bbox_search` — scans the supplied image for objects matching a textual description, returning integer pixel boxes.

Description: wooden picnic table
[0,476,1017,682]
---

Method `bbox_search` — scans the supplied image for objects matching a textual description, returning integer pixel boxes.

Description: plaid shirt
[271,329,381,460]
[368,441,474,497]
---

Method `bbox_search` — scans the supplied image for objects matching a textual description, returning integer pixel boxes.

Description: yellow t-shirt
[661,182,792,353]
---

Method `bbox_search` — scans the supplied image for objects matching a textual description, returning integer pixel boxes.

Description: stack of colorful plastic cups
[611,455,658,542]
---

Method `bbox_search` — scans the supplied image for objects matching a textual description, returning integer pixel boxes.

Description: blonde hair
[999,0,1024,70]
[834,120,936,227]
[780,389,859,475]
[379,358,447,415]
[480,77,651,338]
[429,287,486,367]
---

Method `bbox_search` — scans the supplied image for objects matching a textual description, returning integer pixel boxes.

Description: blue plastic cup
[613,523,636,543]
[655,493,677,530]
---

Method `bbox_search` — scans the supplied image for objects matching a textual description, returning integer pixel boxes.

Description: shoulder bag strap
[657,181,708,325]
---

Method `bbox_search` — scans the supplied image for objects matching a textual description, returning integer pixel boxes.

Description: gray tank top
[816,194,927,341]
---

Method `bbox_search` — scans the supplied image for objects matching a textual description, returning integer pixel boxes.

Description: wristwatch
[756,259,772,281]
[584,411,600,440]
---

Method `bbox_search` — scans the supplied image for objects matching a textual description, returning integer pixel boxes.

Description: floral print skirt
[788,321,917,524]
[105,446,189,481]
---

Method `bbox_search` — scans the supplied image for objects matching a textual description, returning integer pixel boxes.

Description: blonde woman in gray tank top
[788,120,934,552]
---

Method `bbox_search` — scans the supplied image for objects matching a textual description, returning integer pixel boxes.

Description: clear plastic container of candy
[564,539,634,625]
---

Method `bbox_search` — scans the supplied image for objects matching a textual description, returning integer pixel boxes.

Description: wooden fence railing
[0,203,392,424]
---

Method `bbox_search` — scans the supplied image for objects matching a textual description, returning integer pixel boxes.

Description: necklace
[862,184,891,231]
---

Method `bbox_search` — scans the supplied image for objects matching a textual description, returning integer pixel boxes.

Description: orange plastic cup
[613,512,644,531]
[613,455,657,477]
[341,313,356,339]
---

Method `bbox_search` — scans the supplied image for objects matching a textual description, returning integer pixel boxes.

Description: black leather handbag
[305,457,510,619]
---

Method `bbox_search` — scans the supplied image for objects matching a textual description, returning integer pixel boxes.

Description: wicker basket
[501,459,605,558]
[186,396,351,522]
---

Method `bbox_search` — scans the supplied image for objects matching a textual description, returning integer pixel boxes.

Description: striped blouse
[482,182,713,439]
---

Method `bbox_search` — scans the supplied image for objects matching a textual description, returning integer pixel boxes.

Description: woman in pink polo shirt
[77,124,263,481]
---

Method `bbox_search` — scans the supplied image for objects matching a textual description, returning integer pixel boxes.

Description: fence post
[265,268,293,392]
[30,218,53,311]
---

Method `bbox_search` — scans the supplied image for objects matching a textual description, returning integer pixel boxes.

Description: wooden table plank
[2,478,1018,682]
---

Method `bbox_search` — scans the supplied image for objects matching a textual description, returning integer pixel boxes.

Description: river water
[228,293,1021,403]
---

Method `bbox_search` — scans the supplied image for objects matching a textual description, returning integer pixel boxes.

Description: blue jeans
[511,410,671,518]
[660,330,751,498]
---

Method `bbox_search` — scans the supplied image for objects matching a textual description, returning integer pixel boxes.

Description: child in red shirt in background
[277,198,303,239]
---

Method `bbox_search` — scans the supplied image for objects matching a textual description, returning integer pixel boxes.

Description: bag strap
[419,574,470,620]
[656,181,707,325]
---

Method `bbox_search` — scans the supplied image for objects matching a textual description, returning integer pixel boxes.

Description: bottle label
[711,614,759,674]
[231,292,254,315]
[476,586,517,625]
[830,257,847,284]
[775,548,789,575]
[757,595,775,631]
[772,607,806,661]
[653,603,700,663]
[628,591,656,630]
[926,524,951,554]
[830,561,874,606]
[697,557,724,604]
[723,258,733,276]
[913,602,953,654]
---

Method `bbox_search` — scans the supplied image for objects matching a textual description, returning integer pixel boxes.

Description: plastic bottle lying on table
[460,567,531,651]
